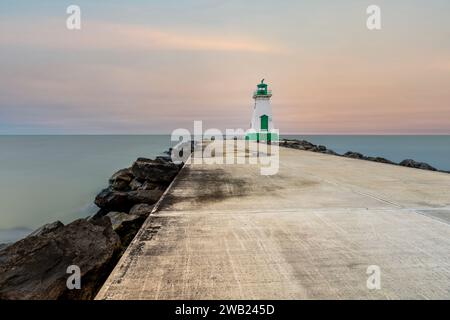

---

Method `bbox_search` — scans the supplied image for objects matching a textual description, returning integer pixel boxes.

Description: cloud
[0,19,282,54]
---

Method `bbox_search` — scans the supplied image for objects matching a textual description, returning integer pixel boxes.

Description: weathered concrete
[96,142,450,299]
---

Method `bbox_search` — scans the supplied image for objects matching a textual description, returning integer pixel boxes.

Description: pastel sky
[0,0,449,134]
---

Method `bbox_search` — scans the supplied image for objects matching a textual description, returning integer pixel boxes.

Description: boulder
[106,212,140,231]
[129,178,143,190]
[106,212,144,250]
[284,141,304,149]
[400,159,437,171]
[163,148,172,156]
[95,188,164,213]
[367,157,395,165]
[139,181,165,191]
[95,188,130,212]
[130,179,166,191]
[88,208,110,221]
[131,157,179,184]
[27,221,64,238]
[129,204,154,217]
[109,168,134,191]
[282,139,318,151]
[0,217,120,300]
[130,178,162,191]
[299,141,317,150]
[156,155,173,163]
[343,151,366,160]
[323,149,338,156]
[127,190,164,205]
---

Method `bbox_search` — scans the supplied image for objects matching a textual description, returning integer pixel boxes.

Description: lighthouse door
[260,115,269,131]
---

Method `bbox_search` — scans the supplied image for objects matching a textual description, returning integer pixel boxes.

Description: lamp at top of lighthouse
[253,79,272,99]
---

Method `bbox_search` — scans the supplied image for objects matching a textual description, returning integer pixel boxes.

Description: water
[0,135,173,243]
[1,135,449,243]
[284,135,450,172]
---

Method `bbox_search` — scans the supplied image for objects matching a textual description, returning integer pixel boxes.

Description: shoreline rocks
[132,157,181,184]
[0,217,120,300]
[27,221,64,238]
[0,147,187,300]
[94,188,164,213]
[109,168,134,191]
[399,159,437,171]
[129,203,154,217]
[281,139,444,173]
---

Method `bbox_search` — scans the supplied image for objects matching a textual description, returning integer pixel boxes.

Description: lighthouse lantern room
[246,79,278,142]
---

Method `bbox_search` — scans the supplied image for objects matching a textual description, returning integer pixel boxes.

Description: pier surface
[97,143,450,299]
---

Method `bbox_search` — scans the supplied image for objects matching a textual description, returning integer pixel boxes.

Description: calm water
[0,135,449,243]
[0,135,173,243]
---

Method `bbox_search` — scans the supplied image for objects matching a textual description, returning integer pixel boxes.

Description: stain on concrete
[159,168,251,209]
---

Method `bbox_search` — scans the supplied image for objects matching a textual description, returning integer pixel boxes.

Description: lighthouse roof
[257,79,268,89]
[253,78,272,98]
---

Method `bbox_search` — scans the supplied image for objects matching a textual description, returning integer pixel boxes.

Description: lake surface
[0,135,449,243]
[0,135,173,243]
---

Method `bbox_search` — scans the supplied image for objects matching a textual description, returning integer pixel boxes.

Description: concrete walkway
[96,142,450,299]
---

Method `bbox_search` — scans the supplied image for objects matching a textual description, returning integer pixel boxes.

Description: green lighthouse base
[245,131,279,142]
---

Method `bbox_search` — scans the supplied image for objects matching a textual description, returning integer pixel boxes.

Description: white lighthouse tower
[246,79,278,142]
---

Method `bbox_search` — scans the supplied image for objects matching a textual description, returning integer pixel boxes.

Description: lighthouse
[245,79,278,142]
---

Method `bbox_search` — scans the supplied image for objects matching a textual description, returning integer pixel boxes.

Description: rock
[88,208,109,221]
[106,212,140,231]
[95,188,130,212]
[400,159,437,171]
[281,139,318,151]
[27,221,64,238]
[156,155,173,163]
[299,141,317,150]
[106,212,144,250]
[289,142,298,148]
[109,168,134,191]
[323,149,338,155]
[0,217,120,300]
[367,157,395,165]
[129,204,154,217]
[129,178,143,190]
[127,190,164,205]
[163,148,172,156]
[95,188,164,213]
[317,145,327,152]
[343,151,366,160]
[139,181,165,191]
[131,158,179,184]
[130,178,165,191]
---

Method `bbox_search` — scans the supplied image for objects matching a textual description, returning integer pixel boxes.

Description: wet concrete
[96,142,450,299]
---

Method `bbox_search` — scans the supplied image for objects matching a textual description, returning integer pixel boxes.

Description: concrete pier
[96,142,450,299]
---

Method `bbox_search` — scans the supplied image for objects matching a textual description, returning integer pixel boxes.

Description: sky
[0,0,449,134]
